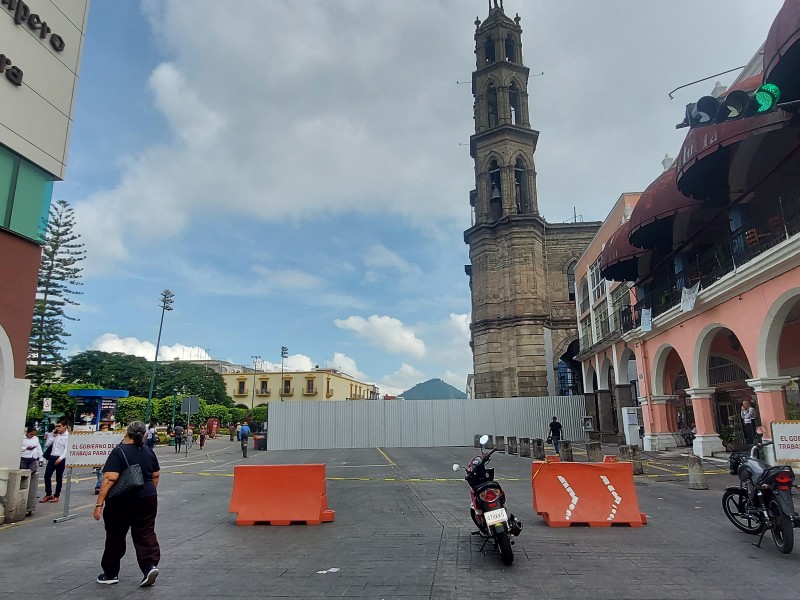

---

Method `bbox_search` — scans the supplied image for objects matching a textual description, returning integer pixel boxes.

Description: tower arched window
[514,157,528,214]
[505,34,516,63]
[489,159,502,221]
[509,81,521,125]
[487,83,498,128]
[567,261,577,301]
[484,36,495,64]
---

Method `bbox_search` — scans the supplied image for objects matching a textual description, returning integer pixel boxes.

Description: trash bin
[253,434,267,450]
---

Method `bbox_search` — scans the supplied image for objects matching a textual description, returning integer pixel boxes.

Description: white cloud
[334,314,425,358]
[378,362,426,397]
[324,352,368,381]
[362,244,422,283]
[91,333,211,362]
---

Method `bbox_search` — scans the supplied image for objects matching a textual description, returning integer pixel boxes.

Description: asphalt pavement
[1,438,799,599]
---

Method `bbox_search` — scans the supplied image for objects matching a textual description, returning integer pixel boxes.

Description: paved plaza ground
[2,438,799,599]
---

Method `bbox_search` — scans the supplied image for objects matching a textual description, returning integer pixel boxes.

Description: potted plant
[719,426,737,451]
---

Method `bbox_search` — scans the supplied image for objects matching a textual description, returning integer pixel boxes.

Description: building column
[583,391,599,441]
[686,387,725,458]
[746,377,792,464]
[642,395,680,451]
[596,389,617,443]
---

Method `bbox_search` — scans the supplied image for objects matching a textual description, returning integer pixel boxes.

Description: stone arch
[693,322,753,388]
[759,288,800,378]
[0,323,14,386]
[583,361,597,393]
[617,346,636,384]
[651,343,679,396]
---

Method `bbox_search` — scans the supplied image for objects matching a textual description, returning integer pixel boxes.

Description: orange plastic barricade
[531,455,646,527]
[229,464,335,526]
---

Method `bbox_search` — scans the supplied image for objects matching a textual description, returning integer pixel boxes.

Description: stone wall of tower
[467,220,599,398]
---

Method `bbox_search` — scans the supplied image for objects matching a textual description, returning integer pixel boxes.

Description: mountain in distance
[400,378,467,400]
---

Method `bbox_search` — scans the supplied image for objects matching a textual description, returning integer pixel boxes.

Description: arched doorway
[557,340,583,396]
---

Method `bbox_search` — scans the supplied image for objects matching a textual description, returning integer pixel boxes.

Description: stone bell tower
[465,1,600,399]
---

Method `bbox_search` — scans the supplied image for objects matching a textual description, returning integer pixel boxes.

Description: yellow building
[221,368,379,407]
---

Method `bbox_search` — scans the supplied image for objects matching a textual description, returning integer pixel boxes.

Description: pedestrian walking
[185,427,193,451]
[41,418,69,503]
[20,426,43,473]
[228,422,235,442]
[173,424,184,453]
[145,423,157,450]
[239,422,251,458]
[548,416,563,454]
[236,422,242,441]
[94,421,161,587]
[741,398,758,444]
[199,425,207,449]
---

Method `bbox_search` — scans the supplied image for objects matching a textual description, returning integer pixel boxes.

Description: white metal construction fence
[266,396,587,450]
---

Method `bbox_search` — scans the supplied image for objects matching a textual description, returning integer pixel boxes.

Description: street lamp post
[280,346,288,401]
[251,355,261,409]
[145,289,174,424]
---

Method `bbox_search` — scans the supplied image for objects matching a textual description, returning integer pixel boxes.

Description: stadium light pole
[145,289,174,423]
[251,355,261,409]
[280,346,288,401]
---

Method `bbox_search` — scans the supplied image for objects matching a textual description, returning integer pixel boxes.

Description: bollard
[586,441,603,463]
[559,440,574,461]
[519,437,531,457]
[619,445,644,475]
[474,434,482,448]
[485,435,494,449]
[532,438,545,460]
[508,436,518,455]
[495,435,506,453]
[687,453,708,490]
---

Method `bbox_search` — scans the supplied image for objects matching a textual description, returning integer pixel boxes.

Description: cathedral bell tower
[464,1,599,399]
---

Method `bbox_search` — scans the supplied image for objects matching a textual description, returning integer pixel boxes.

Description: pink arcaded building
[575,0,800,460]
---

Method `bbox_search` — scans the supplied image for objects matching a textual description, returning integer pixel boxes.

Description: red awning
[627,166,703,250]
[764,0,800,82]
[599,220,650,282]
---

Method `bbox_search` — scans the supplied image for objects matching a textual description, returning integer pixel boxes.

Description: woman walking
[94,421,161,587]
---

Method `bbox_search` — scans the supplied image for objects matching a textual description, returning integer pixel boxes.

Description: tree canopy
[62,350,232,405]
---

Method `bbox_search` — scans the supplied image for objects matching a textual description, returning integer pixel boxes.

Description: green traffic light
[754,83,781,113]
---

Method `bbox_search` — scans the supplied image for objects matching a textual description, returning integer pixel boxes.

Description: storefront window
[0,144,54,243]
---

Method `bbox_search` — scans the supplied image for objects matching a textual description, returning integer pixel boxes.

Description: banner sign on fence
[772,421,800,464]
[67,431,125,467]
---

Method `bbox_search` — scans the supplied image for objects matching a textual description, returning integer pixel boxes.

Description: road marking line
[375,447,396,467]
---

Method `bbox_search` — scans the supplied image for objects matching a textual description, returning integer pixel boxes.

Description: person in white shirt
[741,398,758,444]
[20,426,43,473]
[41,418,69,503]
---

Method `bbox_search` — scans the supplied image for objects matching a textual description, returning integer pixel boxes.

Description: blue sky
[55,0,784,395]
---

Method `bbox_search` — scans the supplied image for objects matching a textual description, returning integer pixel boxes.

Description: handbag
[546,436,552,444]
[106,446,145,499]
[42,443,52,460]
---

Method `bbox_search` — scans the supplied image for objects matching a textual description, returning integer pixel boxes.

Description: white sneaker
[139,567,159,587]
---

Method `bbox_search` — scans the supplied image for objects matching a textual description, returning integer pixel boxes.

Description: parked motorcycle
[722,427,800,554]
[453,434,522,565]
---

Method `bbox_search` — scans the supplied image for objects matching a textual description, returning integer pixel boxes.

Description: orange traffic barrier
[531,455,646,527]
[229,464,335,526]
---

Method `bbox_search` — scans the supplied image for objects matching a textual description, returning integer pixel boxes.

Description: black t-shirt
[103,444,160,499]
[549,421,563,437]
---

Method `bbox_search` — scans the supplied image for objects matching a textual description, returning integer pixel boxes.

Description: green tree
[27,200,85,385]
[28,382,103,423]
[62,351,152,394]
[62,351,232,405]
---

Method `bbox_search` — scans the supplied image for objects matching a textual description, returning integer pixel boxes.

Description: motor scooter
[453,434,522,565]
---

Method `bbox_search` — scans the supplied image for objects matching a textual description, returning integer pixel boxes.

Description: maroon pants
[102,495,160,577]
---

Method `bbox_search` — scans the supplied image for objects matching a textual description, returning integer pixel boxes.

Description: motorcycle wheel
[496,529,514,565]
[768,498,794,554]
[722,488,764,535]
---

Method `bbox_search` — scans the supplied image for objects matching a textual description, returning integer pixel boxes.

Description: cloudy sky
[55,0,784,395]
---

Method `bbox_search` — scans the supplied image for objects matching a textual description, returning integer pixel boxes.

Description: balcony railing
[623,195,800,333]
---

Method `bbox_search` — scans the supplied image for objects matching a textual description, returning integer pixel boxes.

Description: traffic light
[676,83,781,128]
